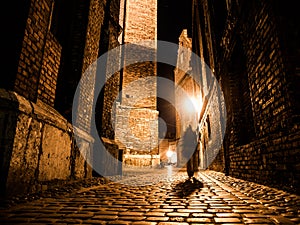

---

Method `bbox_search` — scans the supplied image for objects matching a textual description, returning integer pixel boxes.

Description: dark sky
[158,0,192,43]
[157,0,192,137]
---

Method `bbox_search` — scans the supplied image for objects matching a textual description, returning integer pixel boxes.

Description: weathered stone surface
[0,91,92,197]
[6,114,41,195]
[38,124,71,181]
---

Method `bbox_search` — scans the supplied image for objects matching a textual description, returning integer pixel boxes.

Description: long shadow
[172,177,203,198]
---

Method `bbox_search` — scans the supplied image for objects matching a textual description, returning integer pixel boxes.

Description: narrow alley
[1,168,299,224]
[1,0,300,224]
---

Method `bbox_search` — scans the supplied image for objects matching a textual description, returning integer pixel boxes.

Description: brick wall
[122,61,157,109]
[14,0,54,102]
[242,2,292,139]
[115,0,159,166]
[100,0,122,139]
[193,0,300,193]
[123,0,157,43]
[37,32,62,106]
[0,0,124,196]
[115,104,159,153]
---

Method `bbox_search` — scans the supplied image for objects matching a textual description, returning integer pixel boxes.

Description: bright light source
[166,150,173,158]
[184,96,202,115]
[191,96,202,114]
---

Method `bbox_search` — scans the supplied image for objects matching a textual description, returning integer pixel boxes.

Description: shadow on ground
[172,177,203,198]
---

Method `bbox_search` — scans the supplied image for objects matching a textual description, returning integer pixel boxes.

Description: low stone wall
[0,90,93,197]
[123,154,160,168]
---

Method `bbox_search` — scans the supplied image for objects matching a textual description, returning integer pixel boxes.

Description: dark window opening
[228,36,255,146]
[54,0,90,121]
[206,115,211,138]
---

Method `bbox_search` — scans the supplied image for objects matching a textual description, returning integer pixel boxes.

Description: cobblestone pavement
[0,167,299,224]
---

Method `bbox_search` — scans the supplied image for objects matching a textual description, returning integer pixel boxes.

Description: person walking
[182,125,199,181]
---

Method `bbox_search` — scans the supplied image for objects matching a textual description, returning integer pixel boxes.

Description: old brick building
[189,0,300,193]
[1,0,123,197]
[115,0,160,167]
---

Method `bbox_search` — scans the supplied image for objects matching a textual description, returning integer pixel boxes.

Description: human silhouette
[182,125,199,181]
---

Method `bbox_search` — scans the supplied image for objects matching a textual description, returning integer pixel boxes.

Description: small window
[206,115,211,138]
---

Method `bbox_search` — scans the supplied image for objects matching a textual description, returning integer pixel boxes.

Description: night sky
[157,0,192,137]
[158,0,192,43]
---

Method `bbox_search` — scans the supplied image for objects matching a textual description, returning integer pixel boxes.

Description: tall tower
[115,0,159,167]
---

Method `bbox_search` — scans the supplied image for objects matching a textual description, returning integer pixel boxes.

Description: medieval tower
[115,0,159,167]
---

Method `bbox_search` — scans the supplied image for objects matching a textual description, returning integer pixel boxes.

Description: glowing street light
[166,150,174,158]
[184,96,202,115]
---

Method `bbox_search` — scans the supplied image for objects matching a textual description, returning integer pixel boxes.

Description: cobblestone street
[0,168,299,225]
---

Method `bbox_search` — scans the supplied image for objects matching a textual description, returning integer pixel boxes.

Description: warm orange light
[184,95,202,115]
[166,150,174,158]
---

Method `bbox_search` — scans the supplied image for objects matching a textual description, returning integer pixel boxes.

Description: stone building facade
[115,0,160,167]
[174,30,199,167]
[191,0,300,193]
[174,29,226,171]
[0,0,122,197]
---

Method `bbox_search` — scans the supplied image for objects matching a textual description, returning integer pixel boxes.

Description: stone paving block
[117,216,146,221]
[186,217,213,223]
[131,208,151,212]
[216,213,241,217]
[207,208,233,213]
[243,213,269,218]
[242,218,273,224]
[192,213,214,218]
[92,215,118,220]
[158,222,189,225]
[214,217,242,223]
[131,222,158,225]
[146,216,169,221]
[166,212,189,217]
[118,212,144,216]
[177,209,204,213]
[162,205,185,209]
[169,217,185,222]
[82,220,106,224]
[187,205,207,209]
[106,220,130,225]
[145,212,166,217]
[105,207,128,212]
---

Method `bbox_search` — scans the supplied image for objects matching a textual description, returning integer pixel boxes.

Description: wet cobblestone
[0,168,299,224]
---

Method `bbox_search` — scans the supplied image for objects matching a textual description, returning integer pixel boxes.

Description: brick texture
[14,0,54,102]
[192,0,300,193]
[115,0,159,165]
